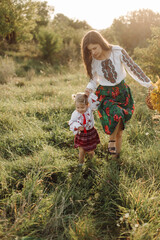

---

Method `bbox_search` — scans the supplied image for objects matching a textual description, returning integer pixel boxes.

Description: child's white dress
[69,93,100,152]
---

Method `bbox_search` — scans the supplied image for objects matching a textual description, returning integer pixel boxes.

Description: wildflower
[124,213,129,218]
[150,78,160,113]
[135,224,139,228]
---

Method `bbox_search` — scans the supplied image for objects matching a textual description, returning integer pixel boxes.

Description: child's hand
[78,126,84,134]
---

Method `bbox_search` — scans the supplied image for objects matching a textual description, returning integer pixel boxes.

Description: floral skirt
[74,127,100,152]
[96,80,135,135]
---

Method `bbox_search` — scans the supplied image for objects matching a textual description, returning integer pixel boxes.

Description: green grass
[0,68,160,240]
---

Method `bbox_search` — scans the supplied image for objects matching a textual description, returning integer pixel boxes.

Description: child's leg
[87,150,95,159]
[79,147,85,164]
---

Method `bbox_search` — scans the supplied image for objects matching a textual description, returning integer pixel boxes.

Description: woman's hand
[149,82,158,91]
[85,88,92,96]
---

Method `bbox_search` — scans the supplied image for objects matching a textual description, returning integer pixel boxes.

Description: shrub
[37,27,62,64]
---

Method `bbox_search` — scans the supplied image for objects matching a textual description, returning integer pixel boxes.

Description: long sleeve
[88,93,99,110]
[86,66,98,92]
[86,79,97,92]
[121,48,152,88]
[68,111,82,135]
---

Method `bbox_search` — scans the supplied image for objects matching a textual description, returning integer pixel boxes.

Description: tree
[33,1,54,41]
[110,9,160,54]
[52,14,91,63]
[68,19,91,30]
[133,27,160,79]
[37,27,62,63]
[0,0,38,43]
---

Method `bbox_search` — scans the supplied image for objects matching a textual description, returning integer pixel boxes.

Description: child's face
[76,102,88,114]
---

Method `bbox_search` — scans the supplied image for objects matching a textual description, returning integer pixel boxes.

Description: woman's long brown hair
[81,30,112,79]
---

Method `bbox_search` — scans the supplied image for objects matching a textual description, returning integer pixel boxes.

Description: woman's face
[87,43,103,59]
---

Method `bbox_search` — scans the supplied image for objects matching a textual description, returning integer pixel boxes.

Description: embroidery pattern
[101,59,117,83]
[121,49,150,82]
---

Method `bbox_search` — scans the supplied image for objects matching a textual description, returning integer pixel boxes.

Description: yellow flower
[150,78,160,113]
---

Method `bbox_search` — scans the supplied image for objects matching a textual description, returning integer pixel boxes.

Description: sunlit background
[43,0,160,29]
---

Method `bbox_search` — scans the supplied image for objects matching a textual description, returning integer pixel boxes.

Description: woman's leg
[115,128,123,157]
[108,120,121,154]
[79,147,85,164]
[109,119,123,156]
[109,121,121,141]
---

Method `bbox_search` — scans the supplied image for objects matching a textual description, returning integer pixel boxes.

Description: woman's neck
[96,49,111,60]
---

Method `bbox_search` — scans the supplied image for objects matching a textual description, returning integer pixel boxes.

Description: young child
[69,92,100,166]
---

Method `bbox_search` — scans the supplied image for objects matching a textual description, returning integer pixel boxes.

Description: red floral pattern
[101,59,117,83]
[106,107,110,116]
[114,114,119,122]
[105,125,111,134]
[96,80,134,135]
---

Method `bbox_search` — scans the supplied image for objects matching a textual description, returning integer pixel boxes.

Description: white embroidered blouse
[86,45,152,92]
[69,93,99,135]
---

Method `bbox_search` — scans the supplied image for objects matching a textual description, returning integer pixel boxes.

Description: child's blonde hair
[72,92,88,105]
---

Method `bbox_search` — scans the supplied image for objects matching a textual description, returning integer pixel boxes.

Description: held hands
[85,88,93,96]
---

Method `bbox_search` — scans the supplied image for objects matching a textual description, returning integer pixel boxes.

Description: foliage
[110,9,160,53]
[37,27,62,63]
[101,27,118,45]
[133,27,160,79]
[35,1,54,27]
[32,1,54,41]
[52,13,91,33]
[1,7,160,68]
[150,78,160,112]
[0,0,38,43]
[52,13,91,63]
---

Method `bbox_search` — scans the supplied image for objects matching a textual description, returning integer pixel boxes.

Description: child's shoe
[77,163,84,168]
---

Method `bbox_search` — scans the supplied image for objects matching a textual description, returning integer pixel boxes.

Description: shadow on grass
[65,156,123,239]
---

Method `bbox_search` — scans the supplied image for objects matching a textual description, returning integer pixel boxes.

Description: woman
[81,30,154,159]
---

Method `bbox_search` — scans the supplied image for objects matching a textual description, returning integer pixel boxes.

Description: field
[0,67,160,240]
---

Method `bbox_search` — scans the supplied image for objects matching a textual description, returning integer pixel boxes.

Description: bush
[37,27,62,64]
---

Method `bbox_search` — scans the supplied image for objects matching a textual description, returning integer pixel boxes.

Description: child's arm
[69,111,82,135]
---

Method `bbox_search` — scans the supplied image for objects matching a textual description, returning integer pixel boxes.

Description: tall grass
[0,56,16,84]
[0,66,160,240]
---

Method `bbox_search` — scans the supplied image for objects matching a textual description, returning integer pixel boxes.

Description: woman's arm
[121,48,153,89]
[88,93,99,110]
[85,72,98,95]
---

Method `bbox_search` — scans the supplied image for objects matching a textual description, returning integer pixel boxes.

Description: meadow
[0,64,160,240]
